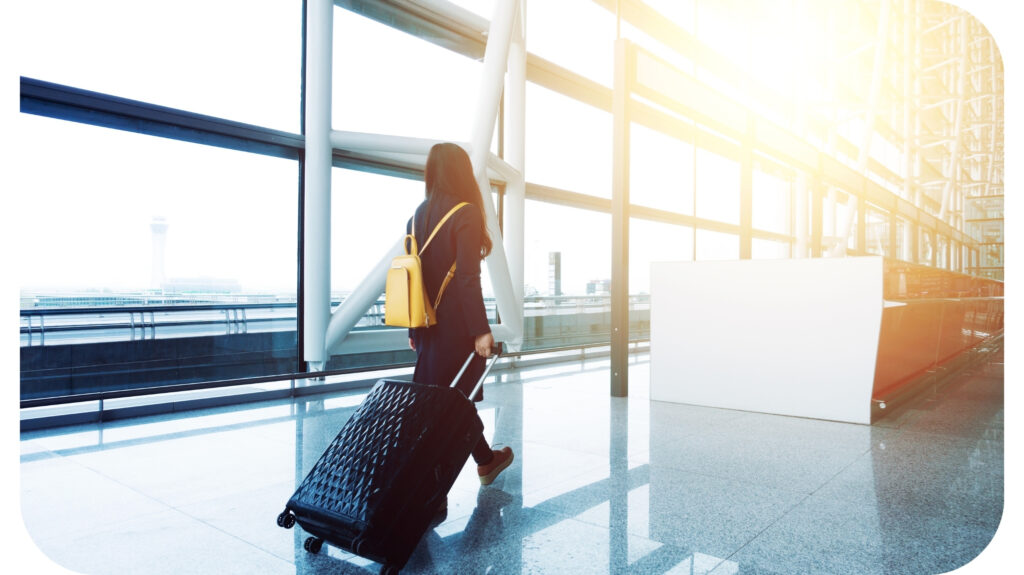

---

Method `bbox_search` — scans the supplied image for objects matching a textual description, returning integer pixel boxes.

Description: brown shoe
[477,447,514,485]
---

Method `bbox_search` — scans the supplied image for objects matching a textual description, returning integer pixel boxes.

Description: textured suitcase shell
[285,378,483,569]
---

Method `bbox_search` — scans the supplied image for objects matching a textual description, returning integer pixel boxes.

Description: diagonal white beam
[938,14,967,223]
[832,0,890,256]
[330,130,472,156]
[486,153,523,185]
[324,0,523,355]
[325,237,404,356]
[469,0,524,349]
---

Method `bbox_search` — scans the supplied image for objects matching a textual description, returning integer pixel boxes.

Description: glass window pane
[823,191,856,252]
[19,0,302,132]
[527,0,615,86]
[630,123,695,215]
[752,168,791,234]
[696,229,739,261]
[333,9,482,142]
[643,0,697,33]
[865,207,888,256]
[918,229,934,265]
[752,238,790,260]
[526,83,612,197]
[895,218,912,262]
[695,148,740,224]
[18,114,299,398]
[330,170,424,294]
[631,220,693,294]
[17,116,297,294]
[937,235,949,269]
[525,201,609,296]
[523,200,611,351]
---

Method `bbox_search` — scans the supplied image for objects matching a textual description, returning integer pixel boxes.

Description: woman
[407,142,514,495]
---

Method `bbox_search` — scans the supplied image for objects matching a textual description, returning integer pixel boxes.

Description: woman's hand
[408,338,416,351]
[474,332,494,357]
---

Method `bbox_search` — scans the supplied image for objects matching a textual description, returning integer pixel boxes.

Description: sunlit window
[333,9,482,142]
[696,229,739,261]
[631,219,694,293]
[19,0,301,132]
[17,115,297,296]
[524,200,610,297]
[752,238,790,260]
[330,169,424,294]
[526,83,612,198]
[752,168,791,235]
[527,0,615,87]
[695,148,740,225]
[630,123,695,215]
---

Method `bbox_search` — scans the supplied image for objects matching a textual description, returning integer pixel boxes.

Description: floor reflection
[20,348,1003,575]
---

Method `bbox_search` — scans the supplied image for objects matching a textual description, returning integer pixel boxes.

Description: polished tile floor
[20,349,1004,575]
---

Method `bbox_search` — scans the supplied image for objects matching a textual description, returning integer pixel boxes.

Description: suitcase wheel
[303,536,324,554]
[380,564,401,575]
[276,511,295,529]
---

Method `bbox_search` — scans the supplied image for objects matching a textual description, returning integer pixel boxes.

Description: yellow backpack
[385,202,468,328]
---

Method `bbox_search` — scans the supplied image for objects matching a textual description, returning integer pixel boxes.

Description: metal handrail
[20,295,650,346]
[20,302,294,316]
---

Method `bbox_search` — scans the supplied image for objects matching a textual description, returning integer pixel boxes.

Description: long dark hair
[424,142,493,258]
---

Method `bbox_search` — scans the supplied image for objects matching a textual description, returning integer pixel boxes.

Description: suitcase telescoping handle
[451,344,502,400]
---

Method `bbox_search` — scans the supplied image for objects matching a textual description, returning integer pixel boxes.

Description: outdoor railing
[20,295,649,347]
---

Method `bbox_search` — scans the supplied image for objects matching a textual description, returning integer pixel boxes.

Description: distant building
[586,279,611,295]
[548,252,562,296]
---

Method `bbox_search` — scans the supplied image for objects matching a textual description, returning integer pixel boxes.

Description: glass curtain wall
[19,0,301,132]
[18,1,302,402]
[17,0,1001,405]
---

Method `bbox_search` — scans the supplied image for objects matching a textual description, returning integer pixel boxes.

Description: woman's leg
[471,435,493,465]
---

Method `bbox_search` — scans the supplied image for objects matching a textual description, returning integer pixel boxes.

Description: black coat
[407,194,491,401]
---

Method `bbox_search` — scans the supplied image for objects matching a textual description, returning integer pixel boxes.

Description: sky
[8,0,736,297]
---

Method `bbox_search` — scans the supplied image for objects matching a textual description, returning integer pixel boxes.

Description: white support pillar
[321,0,523,355]
[504,0,527,350]
[938,14,967,224]
[903,0,915,206]
[470,0,524,348]
[833,0,890,256]
[795,172,809,258]
[304,0,333,368]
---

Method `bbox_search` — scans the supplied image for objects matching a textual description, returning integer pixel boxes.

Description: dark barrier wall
[20,331,300,400]
[21,311,651,401]
[873,260,1003,400]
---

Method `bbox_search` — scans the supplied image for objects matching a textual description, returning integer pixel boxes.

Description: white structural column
[795,173,809,258]
[470,0,523,348]
[903,0,915,233]
[303,0,333,367]
[504,0,527,342]
[322,0,524,356]
[833,0,890,256]
[938,14,967,223]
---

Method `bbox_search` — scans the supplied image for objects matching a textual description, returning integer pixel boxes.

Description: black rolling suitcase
[276,348,501,574]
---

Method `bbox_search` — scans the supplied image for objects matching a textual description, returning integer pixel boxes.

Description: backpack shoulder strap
[420,202,469,255]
